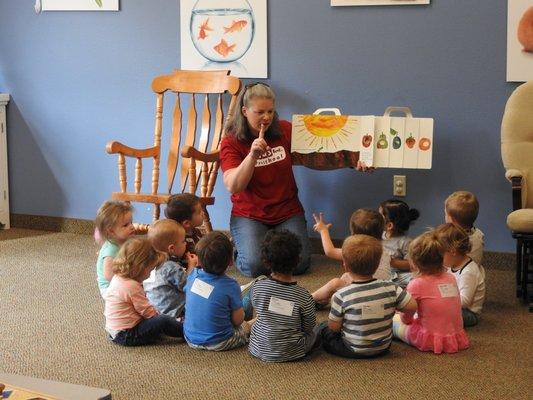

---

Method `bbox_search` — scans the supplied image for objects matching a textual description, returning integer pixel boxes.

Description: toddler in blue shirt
[143,219,198,319]
[184,231,253,351]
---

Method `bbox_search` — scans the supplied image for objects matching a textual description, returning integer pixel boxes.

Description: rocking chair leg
[517,240,523,299]
[525,241,533,312]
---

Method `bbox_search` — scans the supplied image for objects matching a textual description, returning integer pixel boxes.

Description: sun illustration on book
[292,115,358,152]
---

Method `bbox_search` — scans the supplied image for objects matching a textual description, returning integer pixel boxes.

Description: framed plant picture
[331,0,429,6]
[39,0,119,11]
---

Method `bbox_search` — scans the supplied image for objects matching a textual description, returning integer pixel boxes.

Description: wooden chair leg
[152,204,160,222]
[202,207,213,233]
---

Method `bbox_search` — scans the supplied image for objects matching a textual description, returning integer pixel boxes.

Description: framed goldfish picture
[331,0,429,6]
[291,107,433,170]
[507,0,533,82]
[180,0,268,78]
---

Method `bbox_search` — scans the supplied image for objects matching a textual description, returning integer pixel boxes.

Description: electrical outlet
[393,175,406,197]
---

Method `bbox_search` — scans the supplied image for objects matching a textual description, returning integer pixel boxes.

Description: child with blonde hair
[436,223,486,327]
[312,208,393,306]
[184,232,252,351]
[104,237,183,346]
[95,200,135,297]
[445,191,484,265]
[143,219,198,319]
[392,231,469,354]
[380,199,420,288]
[319,235,416,358]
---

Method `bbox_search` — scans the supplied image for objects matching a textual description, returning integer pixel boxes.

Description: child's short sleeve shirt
[96,240,119,290]
[329,279,411,355]
[184,268,243,346]
[220,120,304,224]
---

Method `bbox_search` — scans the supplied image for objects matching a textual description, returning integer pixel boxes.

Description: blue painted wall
[0,1,518,252]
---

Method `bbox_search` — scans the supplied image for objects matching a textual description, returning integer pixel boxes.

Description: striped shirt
[329,279,411,355]
[249,278,316,362]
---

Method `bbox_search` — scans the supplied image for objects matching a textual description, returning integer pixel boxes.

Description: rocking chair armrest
[505,169,523,181]
[505,170,523,211]
[181,145,220,163]
[106,141,159,158]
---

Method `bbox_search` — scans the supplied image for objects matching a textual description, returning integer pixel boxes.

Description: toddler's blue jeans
[112,315,183,346]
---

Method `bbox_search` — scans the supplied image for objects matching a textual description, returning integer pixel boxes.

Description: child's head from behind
[95,200,134,244]
[342,234,382,276]
[434,223,471,267]
[261,229,302,275]
[409,231,445,275]
[349,208,384,239]
[444,191,479,229]
[196,231,233,275]
[165,194,203,229]
[148,219,186,258]
[379,199,419,236]
[113,237,167,281]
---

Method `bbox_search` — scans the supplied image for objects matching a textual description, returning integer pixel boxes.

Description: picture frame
[331,0,429,6]
[39,0,119,11]
[507,0,533,82]
[180,0,268,79]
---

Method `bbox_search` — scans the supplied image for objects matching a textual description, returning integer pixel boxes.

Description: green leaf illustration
[95,0,103,7]
[390,128,398,136]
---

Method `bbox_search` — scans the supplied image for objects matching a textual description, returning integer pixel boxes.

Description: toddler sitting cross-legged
[184,231,253,351]
[436,223,486,327]
[319,235,416,358]
[392,230,470,354]
[249,230,319,362]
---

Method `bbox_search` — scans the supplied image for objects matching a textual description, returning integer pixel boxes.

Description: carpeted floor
[0,229,531,400]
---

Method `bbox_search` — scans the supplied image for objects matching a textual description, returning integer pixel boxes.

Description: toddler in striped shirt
[320,235,416,358]
[249,230,319,362]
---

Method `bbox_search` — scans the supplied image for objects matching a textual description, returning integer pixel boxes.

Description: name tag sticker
[438,283,459,298]
[361,303,385,319]
[191,278,214,299]
[268,296,295,316]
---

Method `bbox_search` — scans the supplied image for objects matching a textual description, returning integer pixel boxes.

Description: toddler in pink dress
[393,230,469,354]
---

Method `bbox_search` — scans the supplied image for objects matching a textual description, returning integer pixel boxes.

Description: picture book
[291,107,433,170]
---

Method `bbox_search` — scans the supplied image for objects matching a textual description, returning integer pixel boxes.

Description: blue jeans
[112,315,183,346]
[230,214,311,277]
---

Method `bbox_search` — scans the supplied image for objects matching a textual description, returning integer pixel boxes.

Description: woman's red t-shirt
[220,120,304,224]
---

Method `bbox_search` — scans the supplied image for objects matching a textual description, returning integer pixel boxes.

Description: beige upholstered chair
[106,70,242,232]
[501,80,533,311]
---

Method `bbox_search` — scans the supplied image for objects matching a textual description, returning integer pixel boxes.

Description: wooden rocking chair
[106,70,242,232]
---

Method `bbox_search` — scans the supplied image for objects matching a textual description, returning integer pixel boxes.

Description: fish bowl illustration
[190,0,255,63]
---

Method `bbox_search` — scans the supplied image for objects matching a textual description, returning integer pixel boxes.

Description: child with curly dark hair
[248,229,319,362]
